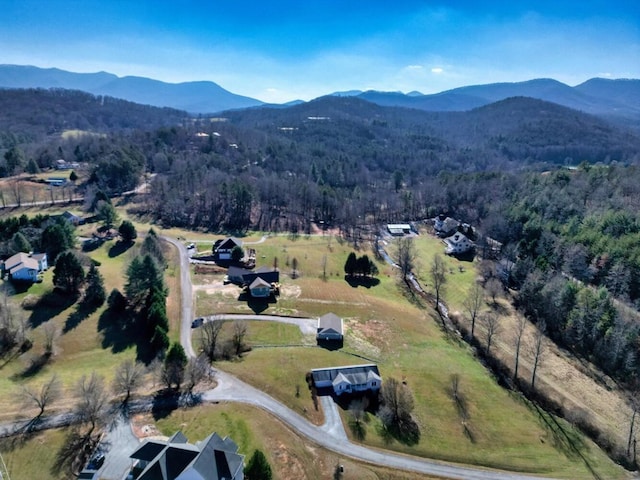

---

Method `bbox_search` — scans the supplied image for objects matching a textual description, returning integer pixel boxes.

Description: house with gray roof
[316,313,344,342]
[1,252,48,282]
[129,431,244,480]
[311,364,382,396]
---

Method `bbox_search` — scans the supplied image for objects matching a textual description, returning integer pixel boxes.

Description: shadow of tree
[377,415,421,446]
[81,238,104,253]
[51,428,97,478]
[344,276,380,289]
[12,353,51,379]
[108,240,133,258]
[151,390,180,420]
[26,290,77,328]
[97,307,158,364]
[348,418,367,441]
[63,301,99,333]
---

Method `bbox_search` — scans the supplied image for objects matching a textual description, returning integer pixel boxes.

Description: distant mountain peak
[0,64,263,113]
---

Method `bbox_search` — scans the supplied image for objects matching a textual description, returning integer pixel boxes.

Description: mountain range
[0,64,263,113]
[0,65,639,128]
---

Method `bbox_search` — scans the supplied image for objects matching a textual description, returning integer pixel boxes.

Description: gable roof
[4,252,30,271]
[130,431,244,480]
[217,237,242,250]
[249,277,271,289]
[311,364,380,385]
[317,313,343,335]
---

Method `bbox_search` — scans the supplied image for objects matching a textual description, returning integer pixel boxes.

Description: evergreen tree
[140,229,166,267]
[118,220,137,243]
[344,252,357,277]
[96,200,118,229]
[125,254,164,308]
[53,251,85,294]
[84,263,106,307]
[26,158,40,174]
[356,254,372,276]
[9,232,32,255]
[162,342,187,389]
[41,221,75,262]
[231,245,244,263]
[244,449,273,480]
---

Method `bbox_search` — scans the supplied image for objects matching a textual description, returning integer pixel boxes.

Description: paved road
[202,313,317,335]
[95,414,140,480]
[162,236,196,358]
[168,234,556,480]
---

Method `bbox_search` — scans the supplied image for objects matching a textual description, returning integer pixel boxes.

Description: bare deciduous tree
[184,355,210,393]
[430,254,447,317]
[482,312,500,356]
[232,321,248,356]
[513,313,527,382]
[43,321,59,357]
[112,359,145,402]
[75,372,109,434]
[485,277,503,305]
[395,237,417,281]
[200,320,223,361]
[531,320,546,390]
[22,374,61,418]
[379,377,415,425]
[464,282,484,339]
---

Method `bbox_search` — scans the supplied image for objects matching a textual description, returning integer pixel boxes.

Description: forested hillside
[2,86,640,423]
[0,88,186,145]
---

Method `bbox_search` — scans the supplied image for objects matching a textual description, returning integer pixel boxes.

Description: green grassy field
[0,237,138,421]
[0,215,631,479]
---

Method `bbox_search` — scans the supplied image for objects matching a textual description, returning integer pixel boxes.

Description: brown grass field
[0,207,634,479]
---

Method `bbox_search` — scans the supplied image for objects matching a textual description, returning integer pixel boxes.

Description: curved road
[167,235,555,480]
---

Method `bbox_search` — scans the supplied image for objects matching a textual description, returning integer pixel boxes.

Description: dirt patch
[280,284,302,298]
[131,413,163,439]
[345,318,388,358]
[273,440,307,480]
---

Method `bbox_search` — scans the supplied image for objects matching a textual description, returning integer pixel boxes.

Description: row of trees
[344,252,379,277]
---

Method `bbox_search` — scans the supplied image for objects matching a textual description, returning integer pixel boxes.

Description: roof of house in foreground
[311,364,380,384]
[130,431,244,480]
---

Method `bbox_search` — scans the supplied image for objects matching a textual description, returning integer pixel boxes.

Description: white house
[444,232,474,255]
[311,364,382,396]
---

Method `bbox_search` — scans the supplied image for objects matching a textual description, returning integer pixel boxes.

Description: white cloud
[406,64,423,70]
[431,67,444,74]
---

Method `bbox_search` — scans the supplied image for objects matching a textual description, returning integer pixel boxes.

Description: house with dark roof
[129,431,244,480]
[227,265,280,298]
[444,231,475,255]
[311,364,382,396]
[433,214,461,237]
[215,237,243,260]
[316,313,344,342]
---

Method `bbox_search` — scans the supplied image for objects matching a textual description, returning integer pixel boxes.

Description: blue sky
[1,1,638,102]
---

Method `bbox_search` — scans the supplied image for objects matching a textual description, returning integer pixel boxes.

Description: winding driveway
[168,235,555,480]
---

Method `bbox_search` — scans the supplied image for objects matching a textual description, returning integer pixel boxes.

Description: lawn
[0,237,146,422]
[207,233,629,479]
[154,403,440,480]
